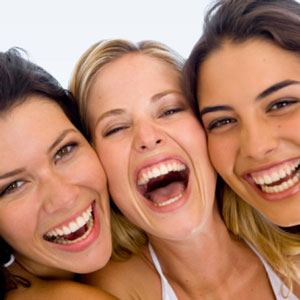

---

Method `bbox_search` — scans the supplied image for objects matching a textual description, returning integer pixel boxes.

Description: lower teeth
[153,193,183,207]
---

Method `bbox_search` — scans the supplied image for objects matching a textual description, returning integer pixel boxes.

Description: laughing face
[87,53,217,240]
[198,38,300,227]
[0,98,111,277]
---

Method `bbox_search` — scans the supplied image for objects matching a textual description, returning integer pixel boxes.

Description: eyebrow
[200,80,300,117]
[0,168,26,180]
[95,109,125,129]
[95,90,183,126]
[48,128,77,153]
[256,80,300,100]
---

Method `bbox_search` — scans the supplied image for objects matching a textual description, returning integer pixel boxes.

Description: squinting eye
[266,99,299,112]
[104,126,129,137]
[54,143,77,162]
[161,107,184,117]
[206,118,236,131]
[0,180,24,197]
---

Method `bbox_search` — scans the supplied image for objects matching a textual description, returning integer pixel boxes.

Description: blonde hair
[70,39,184,260]
[70,39,184,140]
[218,177,300,294]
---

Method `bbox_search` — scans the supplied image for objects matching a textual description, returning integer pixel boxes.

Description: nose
[239,119,278,160]
[133,121,165,152]
[42,173,79,214]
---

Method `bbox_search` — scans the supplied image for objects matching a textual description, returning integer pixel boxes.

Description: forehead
[198,39,300,101]
[88,53,181,103]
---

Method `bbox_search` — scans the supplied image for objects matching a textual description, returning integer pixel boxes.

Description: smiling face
[198,38,300,227]
[87,53,217,240]
[0,98,111,277]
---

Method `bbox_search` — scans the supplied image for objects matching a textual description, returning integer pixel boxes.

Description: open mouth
[136,160,189,207]
[249,159,300,194]
[43,202,95,245]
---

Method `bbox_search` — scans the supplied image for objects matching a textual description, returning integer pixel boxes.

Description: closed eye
[104,125,129,137]
[206,117,237,131]
[0,180,25,198]
[266,98,299,113]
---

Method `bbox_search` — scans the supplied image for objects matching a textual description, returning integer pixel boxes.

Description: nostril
[141,145,147,149]
[156,139,162,144]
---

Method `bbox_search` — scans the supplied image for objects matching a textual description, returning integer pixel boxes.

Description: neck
[11,254,74,281]
[147,205,251,295]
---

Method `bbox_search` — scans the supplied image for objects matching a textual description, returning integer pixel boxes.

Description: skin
[0,97,114,299]
[82,53,276,300]
[198,38,300,227]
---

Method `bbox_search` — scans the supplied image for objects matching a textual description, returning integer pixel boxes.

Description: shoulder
[6,280,118,300]
[82,247,162,300]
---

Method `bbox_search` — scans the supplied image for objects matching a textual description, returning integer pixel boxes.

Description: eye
[206,117,237,131]
[0,180,25,198]
[104,125,129,137]
[266,98,299,112]
[54,143,77,162]
[160,107,184,118]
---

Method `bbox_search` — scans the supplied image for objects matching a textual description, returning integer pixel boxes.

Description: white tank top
[148,242,299,300]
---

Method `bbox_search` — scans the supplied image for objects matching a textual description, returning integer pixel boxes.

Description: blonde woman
[70,39,299,299]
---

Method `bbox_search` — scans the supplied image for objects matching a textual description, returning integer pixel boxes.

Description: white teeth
[260,173,300,194]
[45,204,93,239]
[55,218,94,245]
[137,161,186,185]
[271,172,280,182]
[251,159,300,187]
[153,193,183,207]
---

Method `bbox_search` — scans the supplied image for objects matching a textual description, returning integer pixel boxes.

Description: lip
[134,154,191,213]
[45,201,101,252]
[243,156,300,202]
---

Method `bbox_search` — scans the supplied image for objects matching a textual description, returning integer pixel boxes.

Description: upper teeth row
[46,205,92,238]
[251,159,300,186]
[138,162,186,185]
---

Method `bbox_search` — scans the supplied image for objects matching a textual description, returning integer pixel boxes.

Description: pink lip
[46,201,101,252]
[134,154,190,213]
[245,177,300,201]
[242,156,300,176]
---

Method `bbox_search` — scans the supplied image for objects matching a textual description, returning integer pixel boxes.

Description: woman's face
[87,53,217,241]
[0,98,111,276]
[198,39,300,227]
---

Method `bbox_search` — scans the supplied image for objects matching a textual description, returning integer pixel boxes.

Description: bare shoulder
[6,280,118,300]
[81,248,161,300]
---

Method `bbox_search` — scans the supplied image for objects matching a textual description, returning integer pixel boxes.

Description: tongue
[147,182,185,205]
[63,225,87,241]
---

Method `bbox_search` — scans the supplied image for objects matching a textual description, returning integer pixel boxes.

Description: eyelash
[159,107,184,118]
[206,117,236,131]
[54,142,78,162]
[0,180,25,198]
[266,98,299,112]
[104,125,129,137]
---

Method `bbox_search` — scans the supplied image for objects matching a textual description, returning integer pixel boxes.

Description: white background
[1,0,212,88]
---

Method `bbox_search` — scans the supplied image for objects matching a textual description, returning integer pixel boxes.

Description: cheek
[207,136,236,178]
[0,202,36,247]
